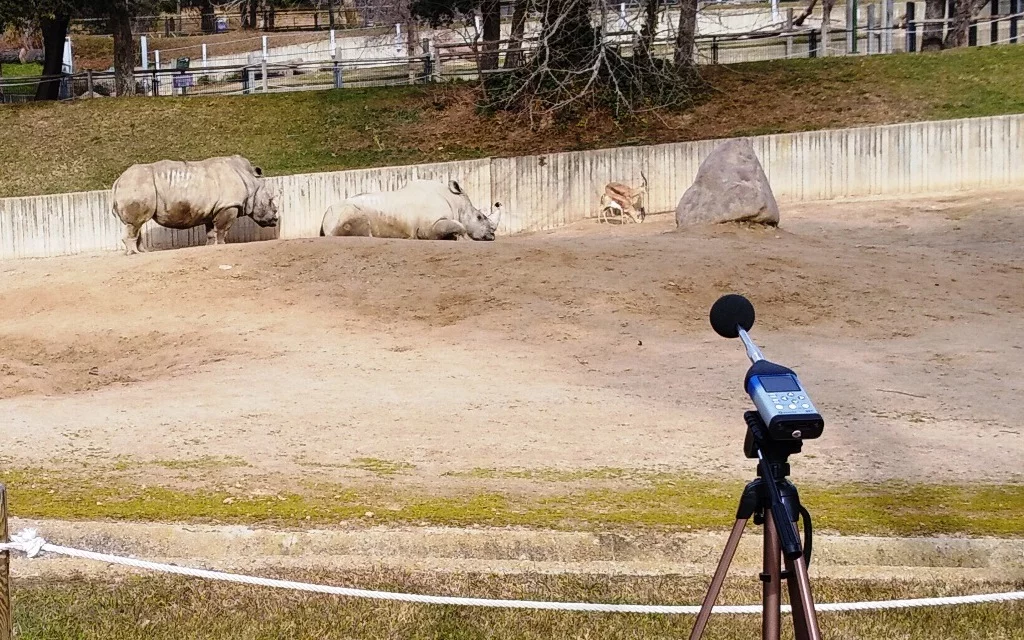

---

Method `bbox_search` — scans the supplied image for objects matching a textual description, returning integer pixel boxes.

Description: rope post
[86,69,94,96]
[0,483,10,640]
[969,19,978,45]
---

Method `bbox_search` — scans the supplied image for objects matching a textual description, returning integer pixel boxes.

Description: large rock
[675,138,780,228]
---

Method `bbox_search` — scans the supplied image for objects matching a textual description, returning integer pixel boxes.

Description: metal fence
[5,9,1024,103]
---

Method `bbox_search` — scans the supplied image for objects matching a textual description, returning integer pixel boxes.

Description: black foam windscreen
[709,294,755,338]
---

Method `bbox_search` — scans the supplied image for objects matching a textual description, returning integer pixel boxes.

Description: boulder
[675,138,780,228]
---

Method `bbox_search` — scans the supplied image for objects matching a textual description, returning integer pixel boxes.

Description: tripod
[689,412,822,640]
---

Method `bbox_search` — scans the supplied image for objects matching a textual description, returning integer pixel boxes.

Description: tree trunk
[503,0,529,69]
[200,0,217,34]
[793,0,819,26]
[480,0,501,70]
[542,0,597,69]
[922,0,946,49]
[674,0,698,66]
[343,0,359,27]
[110,2,137,96]
[35,15,70,101]
[641,0,659,54]
[249,0,258,31]
[944,0,990,46]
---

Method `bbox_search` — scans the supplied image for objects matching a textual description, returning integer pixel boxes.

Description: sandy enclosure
[1,189,1022,488]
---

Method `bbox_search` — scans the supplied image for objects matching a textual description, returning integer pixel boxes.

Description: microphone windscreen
[709,294,755,338]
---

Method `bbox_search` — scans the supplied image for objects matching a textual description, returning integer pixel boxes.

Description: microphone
[709,294,824,442]
[709,294,755,339]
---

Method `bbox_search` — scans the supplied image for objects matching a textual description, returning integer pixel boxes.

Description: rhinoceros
[111,155,279,255]
[320,180,500,241]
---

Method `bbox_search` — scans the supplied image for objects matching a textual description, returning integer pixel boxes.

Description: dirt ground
[1,189,1022,491]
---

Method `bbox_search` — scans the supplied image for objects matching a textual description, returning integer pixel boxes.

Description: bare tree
[108,0,136,95]
[674,0,697,65]
[922,0,946,50]
[503,0,530,69]
[944,0,990,47]
[480,0,500,69]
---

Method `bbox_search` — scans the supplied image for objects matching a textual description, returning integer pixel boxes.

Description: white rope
[2,530,1023,615]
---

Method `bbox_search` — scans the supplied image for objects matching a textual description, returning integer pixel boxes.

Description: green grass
[1,62,43,96]
[3,467,1023,537]
[3,46,1024,198]
[12,571,1024,639]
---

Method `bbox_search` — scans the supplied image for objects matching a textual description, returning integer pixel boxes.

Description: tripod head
[710,294,825,442]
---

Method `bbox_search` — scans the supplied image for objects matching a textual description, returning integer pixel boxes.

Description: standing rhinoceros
[320,179,500,241]
[111,155,279,255]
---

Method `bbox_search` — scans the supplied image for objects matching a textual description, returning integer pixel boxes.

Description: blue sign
[173,75,195,89]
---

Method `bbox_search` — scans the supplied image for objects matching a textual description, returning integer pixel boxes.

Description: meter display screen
[759,375,802,393]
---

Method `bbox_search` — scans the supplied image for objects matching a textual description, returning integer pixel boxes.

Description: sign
[173,75,195,89]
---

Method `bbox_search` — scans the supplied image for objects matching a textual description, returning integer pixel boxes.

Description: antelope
[598,171,648,224]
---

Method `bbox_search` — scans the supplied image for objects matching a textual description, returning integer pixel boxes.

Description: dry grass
[13,570,1024,639]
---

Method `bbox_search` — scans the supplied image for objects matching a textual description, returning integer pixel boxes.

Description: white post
[785,8,794,57]
[62,36,73,74]
[395,23,403,55]
[330,29,337,57]
[262,36,269,91]
[618,3,628,32]
[867,4,876,54]
[474,14,482,36]
[771,0,780,23]
[141,35,149,70]
[262,35,268,61]
[201,43,207,68]
[155,49,161,69]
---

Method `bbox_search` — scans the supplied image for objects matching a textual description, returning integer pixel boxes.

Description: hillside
[2,45,1024,198]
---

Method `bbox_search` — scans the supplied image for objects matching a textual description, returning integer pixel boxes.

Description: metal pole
[87,69,94,95]
[991,0,1000,44]
[906,2,917,51]
[885,0,895,51]
[1012,0,1020,43]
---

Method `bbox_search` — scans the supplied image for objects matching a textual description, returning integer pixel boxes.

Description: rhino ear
[448,180,463,195]
[253,166,264,177]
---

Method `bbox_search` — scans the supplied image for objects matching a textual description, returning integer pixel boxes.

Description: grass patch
[348,458,416,476]
[1,62,43,97]
[3,46,1024,197]
[2,467,1023,537]
[12,571,1024,639]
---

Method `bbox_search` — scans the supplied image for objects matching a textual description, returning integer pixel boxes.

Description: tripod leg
[784,552,822,640]
[688,518,748,640]
[762,510,782,640]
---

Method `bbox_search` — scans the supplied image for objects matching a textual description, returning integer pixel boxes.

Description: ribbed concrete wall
[0,114,1020,260]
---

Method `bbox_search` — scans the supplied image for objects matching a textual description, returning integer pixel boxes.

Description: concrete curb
[9,518,1024,582]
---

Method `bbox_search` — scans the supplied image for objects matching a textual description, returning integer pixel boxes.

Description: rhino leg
[206,209,238,246]
[430,219,467,241]
[122,223,144,255]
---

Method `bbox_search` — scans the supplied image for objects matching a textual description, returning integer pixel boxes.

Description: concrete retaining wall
[1,114,1021,260]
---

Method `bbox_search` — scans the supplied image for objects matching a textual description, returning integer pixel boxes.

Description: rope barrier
[2,529,1022,615]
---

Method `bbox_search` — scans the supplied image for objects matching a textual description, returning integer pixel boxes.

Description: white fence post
[262,36,269,92]
[330,29,337,57]
[141,35,149,70]
[202,43,208,68]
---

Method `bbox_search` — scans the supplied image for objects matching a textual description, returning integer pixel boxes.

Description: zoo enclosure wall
[0,112,1020,260]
